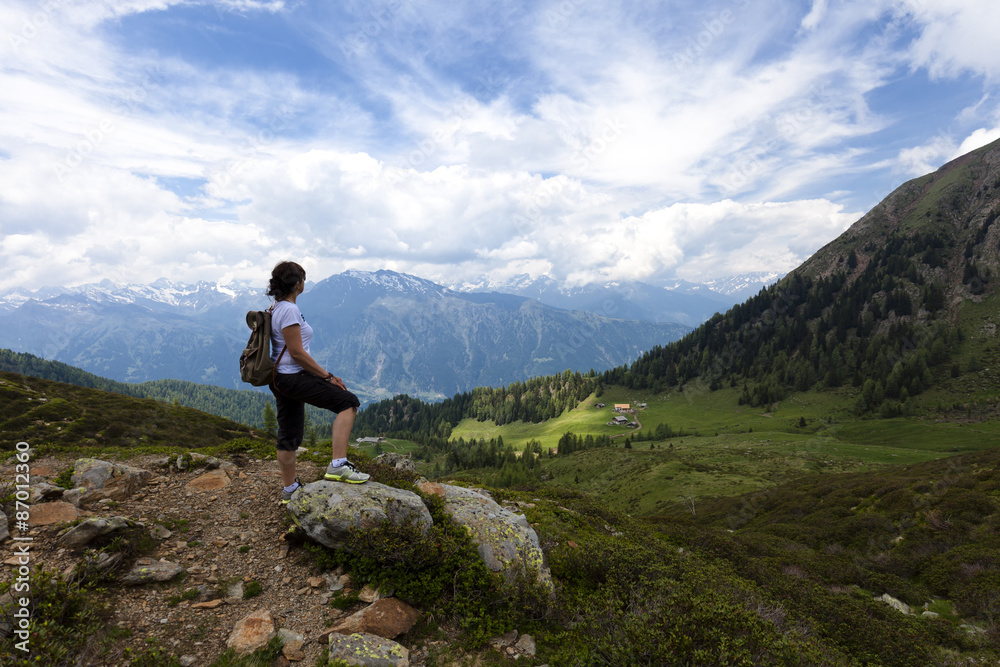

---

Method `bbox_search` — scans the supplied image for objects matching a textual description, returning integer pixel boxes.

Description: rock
[327,632,409,667]
[307,576,326,588]
[281,639,305,661]
[287,481,432,551]
[322,598,419,640]
[71,458,151,503]
[277,628,306,645]
[514,633,536,657]
[185,469,231,493]
[28,481,64,503]
[179,657,197,667]
[0,511,7,543]
[227,581,244,601]
[121,559,184,585]
[490,629,518,650]
[876,593,911,615]
[922,611,940,619]
[29,501,80,526]
[61,488,85,507]
[150,524,172,540]
[358,584,387,603]
[417,482,551,588]
[58,516,137,549]
[227,608,275,655]
[375,453,415,473]
[192,599,225,609]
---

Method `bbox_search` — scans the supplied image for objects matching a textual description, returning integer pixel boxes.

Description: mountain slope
[607,138,1000,413]
[0,348,335,428]
[303,270,689,399]
[0,271,690,402]
[0,369,254,449]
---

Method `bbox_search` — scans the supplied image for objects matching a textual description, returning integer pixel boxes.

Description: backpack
[239,306,286,386]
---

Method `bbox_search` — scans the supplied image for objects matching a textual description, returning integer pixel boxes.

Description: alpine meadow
[4,140,1000,665]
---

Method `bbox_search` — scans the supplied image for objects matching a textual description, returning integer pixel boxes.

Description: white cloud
[0,0,997,296]
[898,0,1000,80]
[955,127,1000,157]
[800,0,828,31]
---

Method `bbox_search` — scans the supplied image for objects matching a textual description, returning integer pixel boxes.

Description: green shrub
[0,568,111,664]
[243,580,263,599]
[305,491,551,647]
[52,464,75,489]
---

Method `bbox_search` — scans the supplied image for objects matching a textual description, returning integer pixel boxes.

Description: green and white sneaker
[324,460,370,484]
[281,478,302,505]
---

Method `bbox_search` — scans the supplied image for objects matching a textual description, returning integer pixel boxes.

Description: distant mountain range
[454,271,780,326]
[0,270,694,402]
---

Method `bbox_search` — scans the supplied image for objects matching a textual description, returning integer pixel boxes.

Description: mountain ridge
[0,270,690,401]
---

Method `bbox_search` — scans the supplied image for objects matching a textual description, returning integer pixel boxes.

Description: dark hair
[267,261,306,301]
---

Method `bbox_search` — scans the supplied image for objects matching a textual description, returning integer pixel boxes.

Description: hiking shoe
[281,478,302,505]
[324,460,370,484]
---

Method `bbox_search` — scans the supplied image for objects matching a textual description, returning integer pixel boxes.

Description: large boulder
[418,482,551,588]
[321,598,419,640]
[71,458,151,503]
[28,501,79,527]
[58,516,140,549]
[287,481,432,551]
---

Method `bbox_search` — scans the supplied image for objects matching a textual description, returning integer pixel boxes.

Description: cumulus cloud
[0,0,997,295]
[899,0,1000,80]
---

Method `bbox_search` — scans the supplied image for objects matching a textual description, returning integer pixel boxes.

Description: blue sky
[2,0,999,293]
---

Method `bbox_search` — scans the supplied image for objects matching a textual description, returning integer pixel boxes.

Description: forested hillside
[354,370,599,438]
[605,138,1000,415]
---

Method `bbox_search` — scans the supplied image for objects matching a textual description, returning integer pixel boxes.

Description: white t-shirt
[270,300,313,374]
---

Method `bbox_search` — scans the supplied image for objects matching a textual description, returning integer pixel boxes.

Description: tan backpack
[239,307,286,386]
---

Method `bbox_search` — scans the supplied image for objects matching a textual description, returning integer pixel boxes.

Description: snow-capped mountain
[454,272,785,326]
[701,272,784,300]
[455,274,730,327]
[0,270,691,402]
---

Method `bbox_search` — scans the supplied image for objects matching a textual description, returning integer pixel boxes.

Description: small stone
[192,599,225,610]
[281,639,305,661]
[227,609,275,655]
[121,560,184,585]
[358,584,385,603]
[307,576,325,588]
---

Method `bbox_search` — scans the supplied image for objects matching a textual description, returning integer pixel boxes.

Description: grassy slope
[0,370,254,453]
[447,366,1000,517]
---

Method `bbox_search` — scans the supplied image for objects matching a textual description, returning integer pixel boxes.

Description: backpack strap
[268,303,288,390]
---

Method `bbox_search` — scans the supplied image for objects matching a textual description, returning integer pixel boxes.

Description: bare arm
[280,324,347,389]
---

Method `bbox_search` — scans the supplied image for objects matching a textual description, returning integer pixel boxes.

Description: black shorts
[269,371,360,451]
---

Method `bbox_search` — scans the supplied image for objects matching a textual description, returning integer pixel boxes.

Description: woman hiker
[266,260,370,504]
